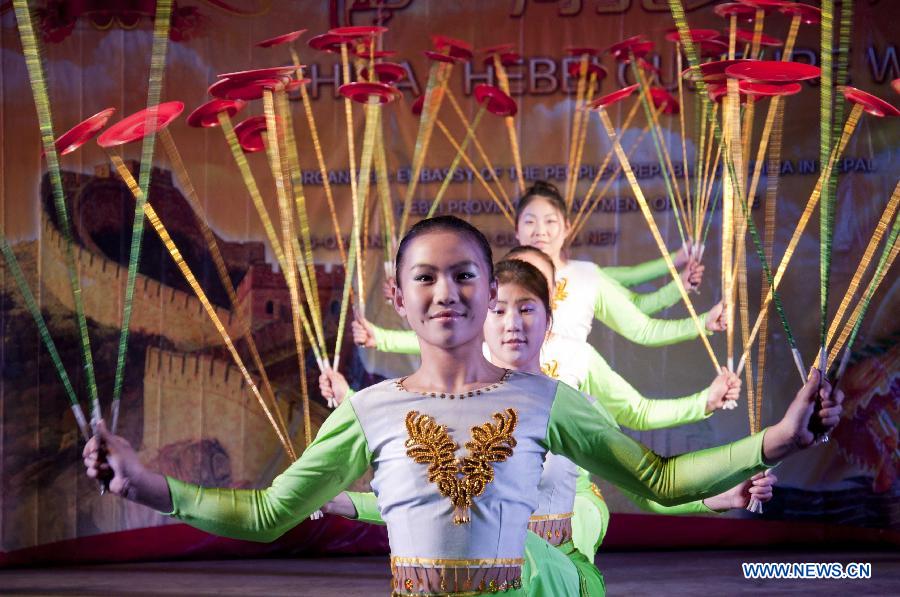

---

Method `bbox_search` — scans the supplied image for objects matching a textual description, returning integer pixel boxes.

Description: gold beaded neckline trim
[394,369,512,399]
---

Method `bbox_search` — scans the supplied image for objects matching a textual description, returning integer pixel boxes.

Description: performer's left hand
[319,369,350,408]
[704,470,777,511]
[680,259,705,292]
[706,367,741,413]
[704,301,727,332]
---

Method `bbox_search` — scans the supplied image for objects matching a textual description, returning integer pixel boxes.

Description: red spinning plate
[234,116,268,153]
[565,46,601,57]
[411,95,425,116]
[186,99,245,128]
[330,25,387,39]
[738,80,802,97]
[697,39,729,59]
[432,34,473,60]
[97,102,184,148]
[351,42,398,59]
[256,29,306,48]
[481,43,515,56]
[566,62,608,81]
[649,87,679,114]
[474,84,517,116]
[840,86,900,117]
[636,57,660,74]
[779,3,821,25]
[734,29,783,46]
[339,81,400,104]
[308,33,351,53]
[605,35,647,56]
[664,28,720,43]
[208,77,285,101]
[713,3,757,19]
[423,50,462,64]
[682,59,753,82]
[217,66,301,81]
[725,60,820,82]
[52,108,115,155]
[483,51,522,68]
[590,84,639,109]
[610,40,654,61]
[360,62,407,84]
[285,78,311,93]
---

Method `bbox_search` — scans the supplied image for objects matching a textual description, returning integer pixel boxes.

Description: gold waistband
[391,559,523,595]
[528,511,573,522]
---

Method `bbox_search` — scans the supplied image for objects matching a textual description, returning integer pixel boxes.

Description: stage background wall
[0,0,897,557]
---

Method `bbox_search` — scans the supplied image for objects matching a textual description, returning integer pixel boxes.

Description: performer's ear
[487,277,498,310]
[393,283,407,318]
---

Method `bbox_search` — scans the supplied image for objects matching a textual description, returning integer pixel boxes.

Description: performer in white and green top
[84,216,841,597]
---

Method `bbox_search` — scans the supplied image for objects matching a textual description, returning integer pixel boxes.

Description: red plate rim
[739,0,791,8]
[234,115,268,153]
[208,77,285,101]
[566,61,608,80]
[590,84,639,109]
[840,85,900,117]
[725,60,821,82]
[97,101,184,148]
[308,32,351,53]
[423,49,462,64]
[432,34,473,52]
[565,46,601,56]
[779,3,821,23]
[52,107,116,156]
[338,81,400,104]
[285,78,311,92]
[186,99,245,128]
[217,65,301,81]
[329,25,387,38]
[713,2,757,18]
[734,28,783,46]
[473,83,517,116]
[360,62,407,84]
[255,29,306,48]
[351,44,398,59]
[605,35,647,55]
[611,40,654,61]
[738,80,802,97]
[664,28,720,43]
[682,58,753,82]
[481,42,515,55]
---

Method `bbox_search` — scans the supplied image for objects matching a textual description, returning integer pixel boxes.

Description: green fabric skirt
[521,530,581,596]
[572,482,610,562]
[557,539,606,596]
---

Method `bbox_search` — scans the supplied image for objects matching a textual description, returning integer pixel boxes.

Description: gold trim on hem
[391,556,524,568]
[528,511,574,522]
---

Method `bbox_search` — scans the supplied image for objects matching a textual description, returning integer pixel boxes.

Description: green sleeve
[372,324,421,355]
[593,268,708,347]
[601,252,675,287]
[581,346,711,430]
[165,400,373,542]
[630,279,683,316]
[345,491,385,525]
[544,383,769,507]
[576,468,713,515]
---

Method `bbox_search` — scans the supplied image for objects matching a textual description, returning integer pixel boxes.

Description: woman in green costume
[85,216,839,597]
[321,258,775,595]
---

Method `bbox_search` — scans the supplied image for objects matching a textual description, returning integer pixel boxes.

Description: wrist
[761,422,796,465]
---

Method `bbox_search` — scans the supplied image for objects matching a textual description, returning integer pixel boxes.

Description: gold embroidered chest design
[541,359,560,379]
[552,277,568,310]
[404,409,518,525]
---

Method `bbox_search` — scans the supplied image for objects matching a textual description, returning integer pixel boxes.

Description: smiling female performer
[321,258,776,595]
[341,245,754,565]
[84,216,840,597]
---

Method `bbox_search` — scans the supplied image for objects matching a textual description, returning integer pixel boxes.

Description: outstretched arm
[546,371,840,506]
[582,346,734,430]
[84,401,373,543]
[601,250,682,287]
